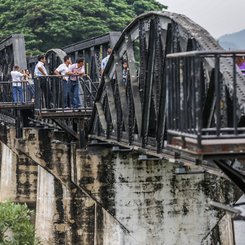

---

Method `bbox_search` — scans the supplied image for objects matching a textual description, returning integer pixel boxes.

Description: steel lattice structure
[89,12,245,191]
[0,34,27,81]
[90,12,245,146]
[0,12,244,192]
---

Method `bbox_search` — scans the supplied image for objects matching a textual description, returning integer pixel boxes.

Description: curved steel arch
[45,48,67,75]
[89,11,245,153]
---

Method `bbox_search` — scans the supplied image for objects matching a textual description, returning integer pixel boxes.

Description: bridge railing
[0,81,34,105]
[166,51,245,149]
[34,75,98,113]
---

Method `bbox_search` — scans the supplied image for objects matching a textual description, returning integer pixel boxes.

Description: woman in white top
[11,65,24,103]
[54,55,72,108]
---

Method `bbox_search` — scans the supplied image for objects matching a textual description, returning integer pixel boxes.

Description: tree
[0,201,39,245]
[0,0,166,54]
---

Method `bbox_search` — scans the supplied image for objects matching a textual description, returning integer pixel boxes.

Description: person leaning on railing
[54,55,72,108]
[67,57,85,108]
[34,54,51,108]
[11,65,24,103]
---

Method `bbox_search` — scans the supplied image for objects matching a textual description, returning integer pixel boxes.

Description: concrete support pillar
[0,126,37,205]
[74,147,242,245]
[16,128,135,244]
[16,154,37,204]
[0,142,17,201]
[0,144,38,204]
[35,166,56,244]
[35,166,74,244]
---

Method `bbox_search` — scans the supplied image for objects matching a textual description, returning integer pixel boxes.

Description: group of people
[35,54,85,109]
[10,47,129,108]
[101,48,129,85]
[10,54,85,108]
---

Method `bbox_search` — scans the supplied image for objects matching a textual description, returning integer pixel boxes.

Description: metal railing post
[214,54,221,136]
[232,54,237,135]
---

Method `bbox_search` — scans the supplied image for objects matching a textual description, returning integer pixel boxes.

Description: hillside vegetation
[0,0,166,54]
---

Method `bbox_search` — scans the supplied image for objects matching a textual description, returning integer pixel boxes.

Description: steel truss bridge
[0,11,245,193]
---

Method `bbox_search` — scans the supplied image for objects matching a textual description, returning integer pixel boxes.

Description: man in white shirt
[101,48,112,75]
[11,65,24,103]
[34,54,50,108]
[67,57,85,108]
[54,55,72,108]
[34,55,48,77]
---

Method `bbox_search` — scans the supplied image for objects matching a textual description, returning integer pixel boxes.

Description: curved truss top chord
[45,48,66,75]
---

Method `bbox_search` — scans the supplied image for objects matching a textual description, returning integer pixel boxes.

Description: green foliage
[0,0,166,54]
[0,201,39,245]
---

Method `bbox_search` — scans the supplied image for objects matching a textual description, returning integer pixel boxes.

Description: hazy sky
[158,0,245,38]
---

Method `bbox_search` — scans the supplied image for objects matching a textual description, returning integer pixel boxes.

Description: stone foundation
[0,125,242,244]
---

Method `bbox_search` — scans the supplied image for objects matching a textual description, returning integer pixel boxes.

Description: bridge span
[0,11,244,245]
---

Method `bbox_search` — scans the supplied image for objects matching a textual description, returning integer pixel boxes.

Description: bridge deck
[36,108,92,119]
[168,136,245,159]
[0,102,34,109]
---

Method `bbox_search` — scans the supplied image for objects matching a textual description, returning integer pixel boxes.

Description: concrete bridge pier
[15,127,134,245]
[0,126,37,205]
[0,141,17,201]
[75,146,242,245]
[35,165,74,244]
[0,123,242,244]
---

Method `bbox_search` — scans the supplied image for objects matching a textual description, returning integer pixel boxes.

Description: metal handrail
[166,51,245,149]
[167,50,245,58]
[33,75,98,112]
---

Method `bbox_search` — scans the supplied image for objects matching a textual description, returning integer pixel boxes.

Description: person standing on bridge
[11,65,24,103]
[54,55,72,108]
[237,56,245,75]
[67,57,85,108]
[101,48,112,75]
[122,60,129,85]
[25,69,34,103]
[34,54,51,108]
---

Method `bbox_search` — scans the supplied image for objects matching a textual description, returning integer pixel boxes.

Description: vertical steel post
[191,56,196,134]
[215,54,221,136]
[196,55,202,149]
[232,54,237,135]
[183,57,188,133]
[166,58,171,144]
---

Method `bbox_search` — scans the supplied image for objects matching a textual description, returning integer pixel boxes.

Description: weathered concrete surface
[234,195,245,245]
[0,124,243,245]
[36,165,56,244]
[219,214,235,245]
[0,142,17,201]
[16,153,37,204]
[15,127,136,244]
[75,146,242,245]
[0,124,38,204]
[0,141,37,204]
